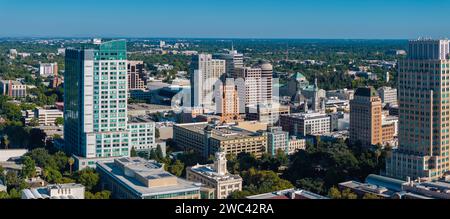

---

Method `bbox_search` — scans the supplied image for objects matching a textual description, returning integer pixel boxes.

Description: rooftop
[339,180,394,197]
[128,103,172,112]
[21,183,84,199]
[189,164,242,182]
[354,86,378,97]
[246,188,328,199]
[175,122,263,141]
[96,157,200,197]
[128,115,155,124]
[283,112,329,120]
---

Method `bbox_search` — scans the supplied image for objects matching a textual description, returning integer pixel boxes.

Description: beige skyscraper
[349,87,383,147]
[215,78,243,123]
[234,62,273,107]
[386,39,450,181]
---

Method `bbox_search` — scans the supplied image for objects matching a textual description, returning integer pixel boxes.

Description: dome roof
[260,62,273,70]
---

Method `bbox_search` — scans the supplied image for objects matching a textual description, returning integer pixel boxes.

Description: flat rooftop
[175,122,263,141]
[246,188,328,199]
[128,103,172,111]
[97,157,200,197]
[128,115,155,123]
[339,180,394,197]
[284,112,329,120]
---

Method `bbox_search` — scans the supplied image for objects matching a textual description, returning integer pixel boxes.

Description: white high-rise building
[190,54,226,109]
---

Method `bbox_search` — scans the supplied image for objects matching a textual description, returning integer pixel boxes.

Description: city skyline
[1,0,450,39]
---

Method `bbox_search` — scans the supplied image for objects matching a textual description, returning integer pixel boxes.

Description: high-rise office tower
[64,40,130,169]
[190,54,226,109]
[386,39,450,180]
[349,87,382,148]
[127,60,147,90]
[234,62,273,107]
[213,49,244,78]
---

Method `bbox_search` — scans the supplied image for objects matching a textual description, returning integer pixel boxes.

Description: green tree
[228,190,252,199]
[8,188,21,199]
[0,165,5,182]
[52,151,68,171]
[275,149,289,166]
[55,117,64,126]
[168,160,184,177]
[0,191,9,199]
[29,148,56,169]
[155,144,164,160]
[28,118,40,127]
[130,147,137,157]
[240,168,294,195]
[5,171,20,188]
[85,190,111,199]
[341,188,358,199]
[149,149,157,160]
[155,128,160,139]
[75,168,99,191]
[327,186,342,199]
[21,156,36,179]
[363,193,381,199]
[43,167,62,183]
[95,190,111,199]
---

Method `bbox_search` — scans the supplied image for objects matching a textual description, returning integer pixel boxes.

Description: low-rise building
[280,112,331,137]
[23,107,64,126]
[338,180,394,199]
[0,80,26,98]
[338,174,450,199]
[97,157,201,199]
[245,103,290,125]
[288,136,306,154]
[36,108,63,126]
[21,183,85,199]
[127,116,158,152]
[186,152,242,199]
[173,122,267,158]
[266,126,289,155]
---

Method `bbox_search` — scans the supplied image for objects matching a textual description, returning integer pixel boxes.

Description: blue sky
[0,0,449,39]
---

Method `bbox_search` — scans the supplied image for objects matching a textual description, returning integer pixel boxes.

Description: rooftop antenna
[231,41,234,51]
